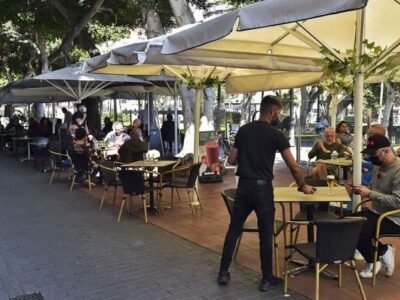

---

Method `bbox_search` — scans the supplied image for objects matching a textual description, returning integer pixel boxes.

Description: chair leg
[70,174,75,191]
[49,169,56,186]
[351,260,367,300]
[273,235,280,277]
[57,168,61,180]
[99,186,108,210]
[117,196,126,223]
[170,188,174,207]
[158,190,164,216]
[88,173,92,191]
[284,247,289,294]
[113,186,117,206]
[193,187,202,210]
[315,262,320,300]
[176,188,181,202]
[338,264,342,287]
[142,195,148,224]
[372,239,379,286]
[233,233,243,261]
[187,190,196,215]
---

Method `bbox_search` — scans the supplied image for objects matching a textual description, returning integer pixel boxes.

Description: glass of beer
[326,175,336,195]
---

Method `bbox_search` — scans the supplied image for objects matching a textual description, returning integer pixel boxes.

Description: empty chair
[159,162,202,215]
[118,168,154,223]
[48,149,72,186]
[99,161,121,210]
[284,217,367,300]
[221,188,284,277]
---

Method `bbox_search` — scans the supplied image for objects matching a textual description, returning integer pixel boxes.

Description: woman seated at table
[69,127,98,183]
[103,122,130,158]
[118,128,147,163]
[308,127,345,179]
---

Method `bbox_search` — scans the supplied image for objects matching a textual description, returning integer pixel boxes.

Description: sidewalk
[0,154,306,300]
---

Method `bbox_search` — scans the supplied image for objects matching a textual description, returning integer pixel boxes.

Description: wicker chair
[284,217,367,300]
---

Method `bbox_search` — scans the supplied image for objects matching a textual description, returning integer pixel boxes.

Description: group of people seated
[307,120,400,280]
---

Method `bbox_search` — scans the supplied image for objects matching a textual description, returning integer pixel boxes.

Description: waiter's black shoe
[217,271,231,285]
[259,276,283,292]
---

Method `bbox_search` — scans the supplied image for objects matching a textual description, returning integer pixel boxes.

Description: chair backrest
[186,162,202,188]
[99,161,118,186]
[118,168,145,195]
[221,188,237,218]
[315,217,366,264]
[69,152,90,172]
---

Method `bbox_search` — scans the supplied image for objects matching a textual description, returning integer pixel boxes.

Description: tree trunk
[142,8,166,38]
[300,86,323,131]
[179,84,195,130]
[48,0,105,64]
[382,82,396,129]
[82,98,101,134]
[168,0,196,26]
[241,93,254,124]
[49,0,100,58]
[203,87,215,128]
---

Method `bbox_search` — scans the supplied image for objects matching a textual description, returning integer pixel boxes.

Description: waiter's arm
[281,148,314,194]
[228,147,238,165]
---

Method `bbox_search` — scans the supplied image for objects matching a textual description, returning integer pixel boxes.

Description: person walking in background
[102,117,113,136]
[218,95,314,291]
[161,113,175,155]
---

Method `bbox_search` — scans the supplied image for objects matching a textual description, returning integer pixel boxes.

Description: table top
[274,186,350,203]
[319,158,353,167]
[12,136,31,141]
[122,160,177,168]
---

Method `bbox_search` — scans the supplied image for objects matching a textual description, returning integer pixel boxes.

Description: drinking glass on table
[326,175,336,195]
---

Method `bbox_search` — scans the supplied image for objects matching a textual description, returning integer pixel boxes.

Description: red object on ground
[205,140,219,165]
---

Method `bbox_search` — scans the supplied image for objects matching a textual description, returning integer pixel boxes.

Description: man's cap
[361,135,391,155]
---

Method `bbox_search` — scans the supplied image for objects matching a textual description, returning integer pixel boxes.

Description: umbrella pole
[352,8,366,211]
[194,89,202,163]
[52,101,56,135]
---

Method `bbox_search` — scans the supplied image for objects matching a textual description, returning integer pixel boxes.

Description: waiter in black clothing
[218,95,314,291]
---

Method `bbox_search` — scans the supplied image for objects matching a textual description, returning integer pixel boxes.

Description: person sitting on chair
[308,127,345,179]
[352,135,400,279]
[104,121,130,158]
[118,128,147,163]
[69,127,94,183]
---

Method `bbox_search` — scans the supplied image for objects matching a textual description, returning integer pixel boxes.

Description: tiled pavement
[0,154,307,300]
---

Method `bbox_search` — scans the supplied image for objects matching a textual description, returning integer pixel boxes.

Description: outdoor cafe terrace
[0,146,399,300]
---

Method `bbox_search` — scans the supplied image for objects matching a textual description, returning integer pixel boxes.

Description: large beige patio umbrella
[84,0,400,209]
[158,0,400,208]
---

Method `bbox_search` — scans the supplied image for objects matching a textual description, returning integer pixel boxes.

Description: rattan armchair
[354,199,400,286]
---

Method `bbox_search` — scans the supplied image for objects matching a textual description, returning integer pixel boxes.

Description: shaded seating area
[284,217,367,300]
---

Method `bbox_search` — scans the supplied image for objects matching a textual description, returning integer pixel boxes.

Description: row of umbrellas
[1,0,400,206]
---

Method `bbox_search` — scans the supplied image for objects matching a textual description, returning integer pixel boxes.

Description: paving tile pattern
[0,154,306,300]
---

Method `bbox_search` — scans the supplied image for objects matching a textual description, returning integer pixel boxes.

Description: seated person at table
[104,122,130,157]
[352,135,400,278]
[118,128,147,163]
[308,127,345,179]
[27,118,41,137]
[69,127,96,183]
[335,120,353,147]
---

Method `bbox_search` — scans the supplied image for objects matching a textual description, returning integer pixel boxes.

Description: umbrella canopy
[7,63,151,101]
[84,0,400,208]
[159,0,400,208]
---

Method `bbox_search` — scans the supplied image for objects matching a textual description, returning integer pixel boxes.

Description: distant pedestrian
[161,114,175,154]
